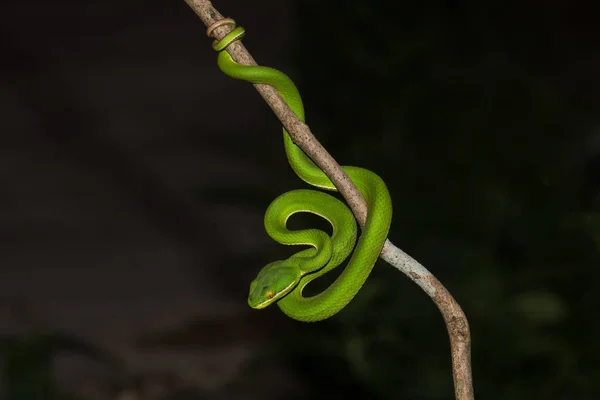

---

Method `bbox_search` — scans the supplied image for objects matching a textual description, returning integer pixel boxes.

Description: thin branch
[184,1,474,399]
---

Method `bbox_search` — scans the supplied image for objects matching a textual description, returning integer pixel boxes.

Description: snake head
[248,261,301,309]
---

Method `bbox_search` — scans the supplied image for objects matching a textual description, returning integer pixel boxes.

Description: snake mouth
[248,300,270,309]
[248,296,278,310]
[248,279,297,310]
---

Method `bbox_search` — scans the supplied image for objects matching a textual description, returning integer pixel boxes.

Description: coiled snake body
[213,25,393,322]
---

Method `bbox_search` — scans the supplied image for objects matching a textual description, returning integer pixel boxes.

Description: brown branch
[184,1,474,399]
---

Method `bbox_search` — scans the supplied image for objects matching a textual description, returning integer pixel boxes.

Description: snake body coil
[213,25,393,322]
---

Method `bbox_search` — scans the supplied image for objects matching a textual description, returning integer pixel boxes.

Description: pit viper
[211,23,392,322]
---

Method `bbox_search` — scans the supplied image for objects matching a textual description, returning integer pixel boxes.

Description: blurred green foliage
[232,1,600,399]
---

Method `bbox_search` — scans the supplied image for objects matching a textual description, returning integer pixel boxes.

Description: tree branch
[184,1,474,398]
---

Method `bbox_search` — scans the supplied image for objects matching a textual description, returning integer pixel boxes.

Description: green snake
[212,25,393,322]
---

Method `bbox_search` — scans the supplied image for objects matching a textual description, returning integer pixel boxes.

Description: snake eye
[266,291,275,300]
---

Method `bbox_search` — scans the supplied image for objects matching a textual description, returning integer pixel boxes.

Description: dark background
[1,0,599,399]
